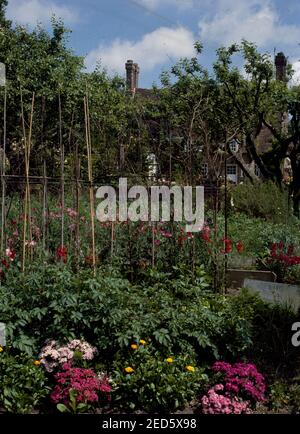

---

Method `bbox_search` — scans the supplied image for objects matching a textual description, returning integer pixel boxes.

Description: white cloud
[85,26,195,73]
[7,0,78,26]
[136,0,194,10]
[291,60,300,85]
[198,0,300,47]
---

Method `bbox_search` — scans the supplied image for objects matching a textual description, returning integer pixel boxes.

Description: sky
[5,0,300,87]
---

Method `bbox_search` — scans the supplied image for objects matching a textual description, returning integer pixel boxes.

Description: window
[229,140,239,153]
[201,163,208,177]
[227,165,237,175]
[226,164,237,183]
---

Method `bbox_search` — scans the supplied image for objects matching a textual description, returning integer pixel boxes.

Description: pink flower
[212,361,265,403]
[5,247,16,261]
[50,365,110,407]
[66,208,78,219]
[160,229,172,238]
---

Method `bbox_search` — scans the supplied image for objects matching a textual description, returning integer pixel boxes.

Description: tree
[214,41,300,216]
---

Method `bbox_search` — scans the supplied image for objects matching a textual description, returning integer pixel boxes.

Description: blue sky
[6,0,300,87]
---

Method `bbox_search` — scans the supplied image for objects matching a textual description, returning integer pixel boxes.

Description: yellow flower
[34,360,41,366]
[0,347,3,353]
[186,365,195,372]
[166,357,173,363]
[131,344,138,350]
[125,366,134,373]
[140,340,146,345]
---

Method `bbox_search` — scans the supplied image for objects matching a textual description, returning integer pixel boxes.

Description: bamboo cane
[21,91,35,272]
[21,89,28,272]
[152,222,155,268]
[111,222,114,259]
[1,85,7,255]
[74,140,80,271]
[84,95,96,276]
[27,95,34,262]
[58,92,65,252]
[42,160,47,253]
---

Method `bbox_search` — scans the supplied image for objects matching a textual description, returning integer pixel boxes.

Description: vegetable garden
[0,1,300,414]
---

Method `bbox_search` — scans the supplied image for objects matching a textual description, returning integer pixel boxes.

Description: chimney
[125,60,139,94]
[275,52,287,82]
[134,62,140,89]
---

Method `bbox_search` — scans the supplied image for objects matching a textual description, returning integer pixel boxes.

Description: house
[124,53,289,185]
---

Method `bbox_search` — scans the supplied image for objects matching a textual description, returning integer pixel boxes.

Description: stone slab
[227,269,276,289]
[243,279,300,312]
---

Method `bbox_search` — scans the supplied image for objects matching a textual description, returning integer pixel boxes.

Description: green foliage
[226,212,300,259]
[284,265,300,285]
[269,381,300,413]
[0,264,253,362]
[232,181,291,223]
[56,389,90,414]
[0,349,49,413]
[231,290,299,374]
[113,343,207,412]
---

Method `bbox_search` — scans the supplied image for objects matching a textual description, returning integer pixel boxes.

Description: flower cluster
[0,247,17,279]
[39,339,97,372]
[212,361,265,403]
[51,363,111,406]
[269,242,300,267]
[221,238,233,254]
[56,246,68,263]
[201,384,251,414]
[200,224,244,255]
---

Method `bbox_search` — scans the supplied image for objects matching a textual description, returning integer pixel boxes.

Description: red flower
[221,238,233,254]
[201,225,211,242]
[1,259,10,268]
[236,242,244,253]
[56,246,68,263]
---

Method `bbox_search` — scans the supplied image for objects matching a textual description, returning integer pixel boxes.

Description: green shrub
[0,348,49,413]
[112,342,208,412]
[226,213,300,260]
[231,290,299,374]
[231,181,291,223]
[269,381,300,413]
[0,264,253,363]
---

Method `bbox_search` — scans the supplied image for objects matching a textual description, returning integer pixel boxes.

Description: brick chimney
[134,62,140,89]
[125,60,139,94]
[275,52,287,82]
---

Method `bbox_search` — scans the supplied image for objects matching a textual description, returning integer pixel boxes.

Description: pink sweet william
[201,384,251,414]
[51,364,111,406]
[212,361,265,403]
